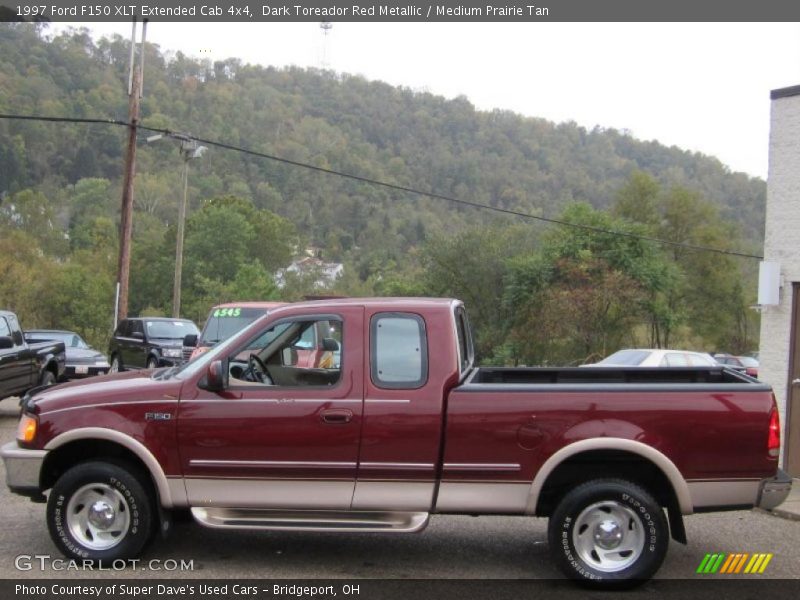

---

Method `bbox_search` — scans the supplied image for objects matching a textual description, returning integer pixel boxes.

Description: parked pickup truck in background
[0,310,65,400]
[1,298,791,585]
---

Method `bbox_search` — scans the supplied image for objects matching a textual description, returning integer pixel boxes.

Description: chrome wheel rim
[110,358,119,373]
[66,483,130,550]
[572,500,645,573]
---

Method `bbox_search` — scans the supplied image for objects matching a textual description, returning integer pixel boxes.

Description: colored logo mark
[696,553,773,574]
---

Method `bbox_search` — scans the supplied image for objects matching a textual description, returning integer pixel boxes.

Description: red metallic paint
[442,389,777,484]
[28,370,184,476]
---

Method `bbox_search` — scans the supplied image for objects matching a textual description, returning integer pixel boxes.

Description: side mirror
[200,359,228,392]
[281,347,298,367]
[0,336,13,350]
[322,337,340,352]
[183,334,198,347]
[131,331,144,340]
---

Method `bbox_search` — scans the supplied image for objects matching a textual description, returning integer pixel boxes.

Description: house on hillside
[275,254,344,289]
[761,84,800,476]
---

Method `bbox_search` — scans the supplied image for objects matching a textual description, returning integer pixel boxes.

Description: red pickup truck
[1,298,791,585]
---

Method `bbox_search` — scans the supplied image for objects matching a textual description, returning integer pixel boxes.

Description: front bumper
[65,365,110,379]
[1,441,47,495]
[757,468,792,510]
[158,357,182,366]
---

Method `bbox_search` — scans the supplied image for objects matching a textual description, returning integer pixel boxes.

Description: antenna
[320,21,333,69]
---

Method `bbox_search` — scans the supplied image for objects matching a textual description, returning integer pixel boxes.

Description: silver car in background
[585,348,718,367]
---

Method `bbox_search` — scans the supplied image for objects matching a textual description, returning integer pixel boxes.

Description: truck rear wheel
[547,479,668,587]
[46,461,154,563]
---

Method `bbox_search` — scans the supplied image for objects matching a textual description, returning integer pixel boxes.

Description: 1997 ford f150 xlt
[1,298,792,585]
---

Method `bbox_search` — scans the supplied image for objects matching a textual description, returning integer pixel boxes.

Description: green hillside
[0,24,764,361]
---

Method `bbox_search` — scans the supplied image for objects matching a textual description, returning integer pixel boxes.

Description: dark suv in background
[108,317,199,372]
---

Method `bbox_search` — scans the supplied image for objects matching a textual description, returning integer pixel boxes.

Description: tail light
[767,400,781,458]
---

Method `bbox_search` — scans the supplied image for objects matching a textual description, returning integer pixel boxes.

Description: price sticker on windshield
[213,308,242,318]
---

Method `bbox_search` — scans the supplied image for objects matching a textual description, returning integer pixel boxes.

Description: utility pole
[171,138,207,317]
[145,133,207,318]
[116,18,147,325]
[172,141,191,318]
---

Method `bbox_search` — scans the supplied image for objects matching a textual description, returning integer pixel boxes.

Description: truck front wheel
[547,479,668,586]
[46,461,154,563]
[39,370,56,387]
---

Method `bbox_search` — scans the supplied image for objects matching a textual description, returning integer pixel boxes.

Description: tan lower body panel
[686,479,760,509]
[185,478,354,510]
[180,477,530,514]
[435,482,531,513]
[351,481,435,511]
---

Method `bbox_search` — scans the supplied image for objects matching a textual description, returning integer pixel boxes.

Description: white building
[760,84,800,476]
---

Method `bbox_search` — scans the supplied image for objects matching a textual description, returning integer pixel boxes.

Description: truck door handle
[793,379,800,385]
[320,409,353,424]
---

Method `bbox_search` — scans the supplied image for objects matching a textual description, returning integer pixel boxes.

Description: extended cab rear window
[370,313,428,389]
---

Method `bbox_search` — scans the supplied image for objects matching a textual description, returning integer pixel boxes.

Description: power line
[0,112,765,260]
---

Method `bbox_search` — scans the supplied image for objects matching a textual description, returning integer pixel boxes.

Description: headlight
[17,414,38,444]
[95,359,110,367]
[162,348,182,358]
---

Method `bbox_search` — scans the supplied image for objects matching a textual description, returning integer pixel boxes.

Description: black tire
[146,357,158,370]
[46,461,155,563]
[547,479,668,587]
[109,355,122,373]
[40,370,56,387]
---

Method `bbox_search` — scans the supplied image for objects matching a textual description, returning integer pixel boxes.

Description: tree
[504,203,671,365]
[421,222,539,359]
[0,189,66,255]
[612,170,661,228]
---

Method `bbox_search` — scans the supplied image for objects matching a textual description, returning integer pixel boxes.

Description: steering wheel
[247,353,273,384]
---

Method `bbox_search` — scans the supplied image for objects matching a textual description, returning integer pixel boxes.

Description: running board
[191,507,430,533]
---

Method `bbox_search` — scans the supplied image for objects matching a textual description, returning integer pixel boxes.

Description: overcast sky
[58,22,800,179]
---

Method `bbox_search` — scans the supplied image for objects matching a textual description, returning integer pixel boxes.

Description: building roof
[771,85,800,100]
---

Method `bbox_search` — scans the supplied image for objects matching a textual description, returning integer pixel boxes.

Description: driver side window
[228,317,343,387]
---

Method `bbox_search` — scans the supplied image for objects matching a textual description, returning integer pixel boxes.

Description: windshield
[171,313,272,379]
[597,350,650,366]
[145,320,199,340]
[199,307,268,346]
[32,331,88,348]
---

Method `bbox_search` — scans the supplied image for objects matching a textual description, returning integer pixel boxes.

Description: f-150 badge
[145,412,172,421]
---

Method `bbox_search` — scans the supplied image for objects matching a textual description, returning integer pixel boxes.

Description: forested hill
[1,25,764,247]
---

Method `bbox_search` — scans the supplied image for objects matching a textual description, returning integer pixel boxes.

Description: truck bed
[442,364,777,515]
[464,365,762,387]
